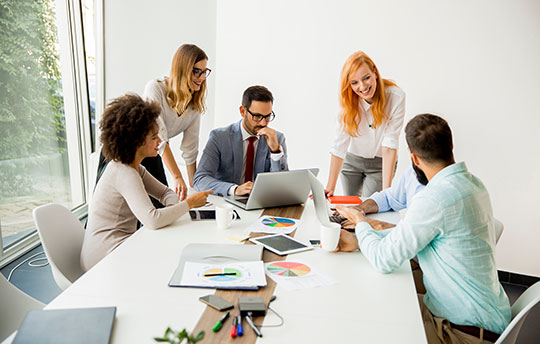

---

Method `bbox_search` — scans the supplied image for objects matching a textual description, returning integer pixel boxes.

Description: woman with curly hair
[81,94,212,271]
[142,44,211,202]
[326,51,406,198]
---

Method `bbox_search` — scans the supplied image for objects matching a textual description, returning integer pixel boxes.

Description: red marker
[230,315,238,338]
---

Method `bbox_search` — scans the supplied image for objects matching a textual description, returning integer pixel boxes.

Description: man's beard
[412,160,428,185]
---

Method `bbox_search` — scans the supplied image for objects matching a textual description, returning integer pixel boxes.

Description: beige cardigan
[81,161,188,271]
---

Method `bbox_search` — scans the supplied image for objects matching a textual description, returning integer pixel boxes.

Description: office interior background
[1,0,539,296]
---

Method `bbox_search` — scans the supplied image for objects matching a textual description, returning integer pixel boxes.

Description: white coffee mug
[215,203,238,229]
[320,222,341,251]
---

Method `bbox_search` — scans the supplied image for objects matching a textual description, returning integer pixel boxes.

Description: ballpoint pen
[245,312,262,337]
[212,311,230,332]
[204,272,238,277]
[237,313,244,336]
[230,315,238,338]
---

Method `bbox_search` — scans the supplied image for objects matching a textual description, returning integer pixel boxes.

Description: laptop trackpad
[232,197,249,205]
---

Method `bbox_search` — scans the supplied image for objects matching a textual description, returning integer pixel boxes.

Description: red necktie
[245,136,257,182]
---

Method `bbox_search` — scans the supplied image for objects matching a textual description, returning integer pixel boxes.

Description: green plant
[154,327,205,344]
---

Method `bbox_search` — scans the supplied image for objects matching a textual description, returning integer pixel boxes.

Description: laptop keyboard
[329,215,343,223]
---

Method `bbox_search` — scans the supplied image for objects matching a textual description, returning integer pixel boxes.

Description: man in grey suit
[194,86,288,196]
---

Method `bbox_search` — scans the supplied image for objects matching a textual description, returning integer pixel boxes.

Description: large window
[0,0,99,263]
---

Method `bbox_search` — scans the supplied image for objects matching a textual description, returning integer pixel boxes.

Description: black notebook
[13,306,116,344]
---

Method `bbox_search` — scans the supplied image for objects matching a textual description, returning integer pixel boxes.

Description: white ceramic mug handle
[227,210,237,227]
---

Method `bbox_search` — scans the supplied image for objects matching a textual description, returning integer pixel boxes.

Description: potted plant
[154,327,204,344]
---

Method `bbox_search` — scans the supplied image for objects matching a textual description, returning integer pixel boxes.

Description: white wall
[104,0,540,277]
[214,0,540,276]
[104,0,217,182]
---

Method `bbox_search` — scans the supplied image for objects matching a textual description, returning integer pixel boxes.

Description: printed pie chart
[266,262,311,277]
[261,217,296,228]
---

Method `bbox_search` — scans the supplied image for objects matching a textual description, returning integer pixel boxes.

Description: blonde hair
[166,44,208,115]
[339,51,397,136]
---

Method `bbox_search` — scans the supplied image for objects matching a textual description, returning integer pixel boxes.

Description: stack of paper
[169,243,265,290]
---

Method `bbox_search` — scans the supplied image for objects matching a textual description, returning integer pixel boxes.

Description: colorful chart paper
[264,260,337,291]
[266,261,311,277]
[180,261,267,289]
[261,217,296,228]
[250,216,302,234]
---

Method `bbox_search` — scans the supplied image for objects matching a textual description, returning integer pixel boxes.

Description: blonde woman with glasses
[142,44,211,203]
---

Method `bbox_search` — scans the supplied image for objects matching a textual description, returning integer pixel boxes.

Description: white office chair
[494,218,504,244]
[32,203,85,290]
[495,281,540,343]
[0,274,44,342]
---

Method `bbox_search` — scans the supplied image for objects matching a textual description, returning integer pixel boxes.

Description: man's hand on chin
[257,127,280,153]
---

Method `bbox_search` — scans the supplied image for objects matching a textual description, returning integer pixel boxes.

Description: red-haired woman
[142,44,211,202]
[326,51,405,198]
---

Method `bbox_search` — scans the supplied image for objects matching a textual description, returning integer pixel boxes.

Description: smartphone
[189,210,216,220]
[199,295,234,311]
[189,209,240,221]
[309,239,320,246]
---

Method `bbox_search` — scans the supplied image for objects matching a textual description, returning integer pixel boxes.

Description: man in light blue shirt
[336,114,510,343]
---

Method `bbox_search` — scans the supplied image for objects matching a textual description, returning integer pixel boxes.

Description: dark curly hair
[99,94,161,164]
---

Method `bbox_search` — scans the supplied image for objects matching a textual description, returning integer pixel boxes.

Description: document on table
[179,261,267,289]
[264,261,337,291]
[249,215,303,235]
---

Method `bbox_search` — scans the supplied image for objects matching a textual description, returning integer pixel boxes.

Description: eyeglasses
[192,68,212,78]
[245,108,275,122]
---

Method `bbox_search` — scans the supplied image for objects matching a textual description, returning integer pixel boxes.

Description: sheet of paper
[180,261,267,288]
[249,215,302,234]
[264,261,337,291]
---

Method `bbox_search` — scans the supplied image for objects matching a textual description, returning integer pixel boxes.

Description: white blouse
[143,79,201,165]
[330,86,406,159]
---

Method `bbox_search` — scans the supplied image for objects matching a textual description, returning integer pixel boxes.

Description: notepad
[13,306,116,344]
[328,195,362,205]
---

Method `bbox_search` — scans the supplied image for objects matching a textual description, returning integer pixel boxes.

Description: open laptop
[308,171,343,225]
[224,168,319,210]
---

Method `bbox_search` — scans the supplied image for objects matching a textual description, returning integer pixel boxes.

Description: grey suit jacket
[193,120,288,196]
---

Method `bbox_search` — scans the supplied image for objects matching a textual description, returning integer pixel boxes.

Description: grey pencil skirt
[340,152,383,198]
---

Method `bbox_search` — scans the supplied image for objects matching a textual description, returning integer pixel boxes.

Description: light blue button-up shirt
[355,162,511,333]
[369,165,425,212]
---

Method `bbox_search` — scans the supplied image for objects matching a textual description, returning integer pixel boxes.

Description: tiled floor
[2,246,540,343]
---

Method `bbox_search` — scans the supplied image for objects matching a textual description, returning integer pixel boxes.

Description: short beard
[412,160,429,185]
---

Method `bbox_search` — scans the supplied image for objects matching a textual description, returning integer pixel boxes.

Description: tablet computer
[249,234,312,255]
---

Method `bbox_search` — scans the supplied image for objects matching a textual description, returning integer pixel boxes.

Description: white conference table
[44,196,427,343]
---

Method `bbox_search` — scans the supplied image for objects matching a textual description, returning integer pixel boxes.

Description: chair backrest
[0,274,44,342]
[495,281,540,344]
[494,218,504,244]
[32,203,85,290]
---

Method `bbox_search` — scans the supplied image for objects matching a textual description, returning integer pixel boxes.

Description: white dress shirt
[330,86,406,159]
[143,79,201,165]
